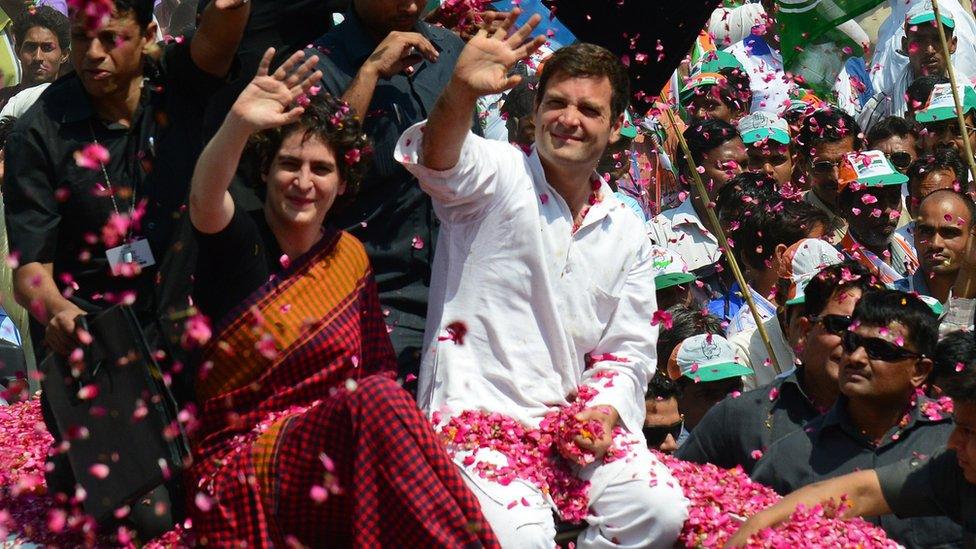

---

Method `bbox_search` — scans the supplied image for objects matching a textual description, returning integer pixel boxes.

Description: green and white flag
[776,0,884,66]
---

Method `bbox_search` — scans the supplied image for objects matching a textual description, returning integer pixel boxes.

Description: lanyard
[88,121,137,238]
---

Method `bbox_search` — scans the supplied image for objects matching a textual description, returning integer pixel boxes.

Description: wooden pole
[665,109,783,375]
[931,0,976,183]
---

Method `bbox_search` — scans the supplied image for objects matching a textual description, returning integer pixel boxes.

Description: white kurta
[646,199,722,272]
[396,123,657,437]
[724,35,795,114]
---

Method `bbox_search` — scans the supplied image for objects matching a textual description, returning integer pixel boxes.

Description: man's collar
[60,74,96,124]
[819,394,949,445]
[672,199,710,231]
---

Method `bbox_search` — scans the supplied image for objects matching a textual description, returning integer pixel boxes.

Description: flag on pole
[776,0,884,66]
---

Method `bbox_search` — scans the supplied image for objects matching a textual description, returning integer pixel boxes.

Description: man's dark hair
[96,0,155,28]
[718,66,752,112]
[536,42,630,120]
[906,75,950,113]
[716,171,779,227]
[0,116,17,150]
[801,260,881,318]
[796,107,863,158]
[678,118,740,178]
[13,6,69,51]
[866,116,920,146]
[251,93,370,200]
[501,75,538,120]
[656,304,725,364]
[646,370,678,400]
[850,289,939,358]
[908,149,970,197]
[738,197,830,272]
[920,188,976,229]
[936,330,976,401]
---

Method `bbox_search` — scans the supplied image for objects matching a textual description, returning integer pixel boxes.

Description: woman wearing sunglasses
[750,289,964,547]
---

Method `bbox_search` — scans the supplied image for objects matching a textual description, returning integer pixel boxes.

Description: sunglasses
[643,419,683,447]
[811,159,841,176]
[841,330,923,362]
[888,151,913,171]
[810,314,851,336]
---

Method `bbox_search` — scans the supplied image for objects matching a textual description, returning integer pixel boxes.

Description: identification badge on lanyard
[106,238,156,275]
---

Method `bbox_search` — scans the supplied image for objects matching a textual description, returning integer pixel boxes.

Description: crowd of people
[2,0,976,546]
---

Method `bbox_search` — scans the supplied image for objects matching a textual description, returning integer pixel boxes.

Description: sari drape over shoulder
[186,229,497,548]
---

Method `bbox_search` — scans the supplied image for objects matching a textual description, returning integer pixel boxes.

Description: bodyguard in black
[751,290,964,548]
[678,261,880,472]
[5,0,248,357]
[308,0,472,380]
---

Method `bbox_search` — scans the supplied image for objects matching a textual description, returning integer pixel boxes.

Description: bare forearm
[192,0,251,77]
[13,263,79,323]
[341,65,380,122]
[421,78,480,170]
[727,471,889,547]
[189,116,250,234]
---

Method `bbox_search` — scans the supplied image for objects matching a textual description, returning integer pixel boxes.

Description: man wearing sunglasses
[866,116,920,176]
[797,108,864,244]
[643,372,683,453]
[678,261,879,474]
[750,290,964,547]
[729,330,976,546]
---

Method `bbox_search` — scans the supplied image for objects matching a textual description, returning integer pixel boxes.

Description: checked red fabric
[186,231,497,547]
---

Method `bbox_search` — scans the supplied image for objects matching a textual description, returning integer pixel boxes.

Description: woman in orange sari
[184,48,497,548]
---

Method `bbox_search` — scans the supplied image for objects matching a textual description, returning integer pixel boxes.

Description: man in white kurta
[395,14,687,549]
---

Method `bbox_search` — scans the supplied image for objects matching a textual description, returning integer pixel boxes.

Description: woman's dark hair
[906,75,950,113]
[866,115,920,146]
[796,107,863,158]
[800,260,881,318]
[13,6,69,51]
[536,42,630,120]
[851,289,939,359]
[937,331,976,402]
[250,93,371,202]
[656,304,725,364]
[907,149,970,198]
[678,118,740,178]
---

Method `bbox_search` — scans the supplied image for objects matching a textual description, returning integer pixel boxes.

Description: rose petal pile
[657,453,898,548]
[0,400,898,547]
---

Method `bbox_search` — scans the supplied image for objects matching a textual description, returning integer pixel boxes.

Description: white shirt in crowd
[729,315,796,390]
[646,199,722,272]
[724,34,795,114]
[397,123,657,436]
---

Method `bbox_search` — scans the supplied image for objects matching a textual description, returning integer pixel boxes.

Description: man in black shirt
[308,0,473,381]
[750,289,963,547]
[5,0,247,358]
[729,329,976,546]
[678,261,880,472]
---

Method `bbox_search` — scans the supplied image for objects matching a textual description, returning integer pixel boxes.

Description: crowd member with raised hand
[680,261,880,474]
[183,47,498,548]
[3,0,247,501]
[796,108,864,242]
[897,189,976,305]
[835,151,918,283]
[739,290,965,548]
[395,12,689,546]
[306,0,473,384]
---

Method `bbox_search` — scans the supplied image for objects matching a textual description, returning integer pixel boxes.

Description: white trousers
[456,437,689,548]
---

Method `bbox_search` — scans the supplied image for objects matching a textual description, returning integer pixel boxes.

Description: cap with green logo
[693,50,745,75]
[651,246,696,290]
[838,150,910,190]
[906,0,955,29]
[666,334,754,382]
[680,72,727,103]
[915,82,976,123]
[737,112,791,145]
